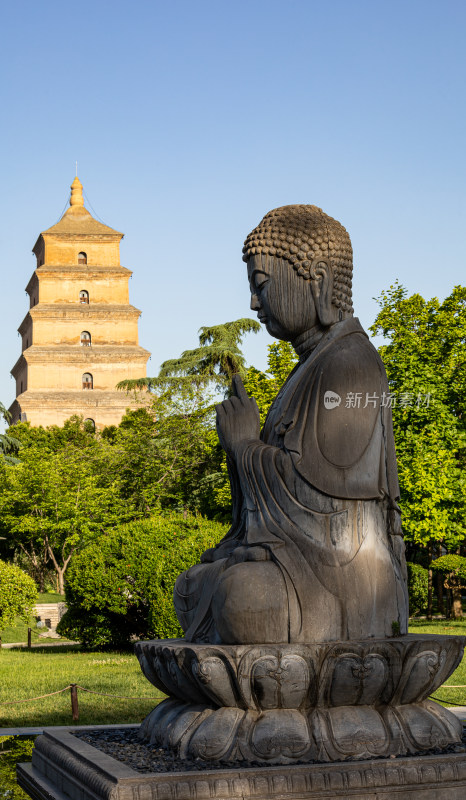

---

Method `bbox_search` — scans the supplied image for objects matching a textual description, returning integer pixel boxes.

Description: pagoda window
[78,252,87,265]
[80,331,91,346]
[79,290,89,304]
[84,418,95,431]
[82,373,93,390]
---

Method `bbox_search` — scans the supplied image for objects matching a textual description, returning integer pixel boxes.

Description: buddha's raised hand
[216,375,260,457]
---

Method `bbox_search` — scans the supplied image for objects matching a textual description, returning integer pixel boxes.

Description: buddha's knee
[211,561,289,644]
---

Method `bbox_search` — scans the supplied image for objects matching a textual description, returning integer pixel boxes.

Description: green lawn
[1,596,66,645]
[37,593,66,604]
[0,616,66,645]
[1,594,66,644]
[0,646,164,728]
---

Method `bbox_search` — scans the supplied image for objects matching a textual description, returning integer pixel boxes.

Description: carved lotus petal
[328,653,389,706]
[163,649,205,704]
[395,701,461,751]
[149,647,180,697]
[191,655,237,707]
[166,705,212,756]
[252,656,281,709]
[134,646,166,694]
[251,653,310,710]
[325,706,389,757]
[400,649,447,705]
[250,710,311,760]
[189,707,244,761]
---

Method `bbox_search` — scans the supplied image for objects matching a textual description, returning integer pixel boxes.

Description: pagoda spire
[70,176,84,207]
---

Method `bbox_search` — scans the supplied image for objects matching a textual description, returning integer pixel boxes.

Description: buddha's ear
[309,260,337,326]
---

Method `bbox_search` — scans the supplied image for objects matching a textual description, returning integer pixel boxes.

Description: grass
[36,593,65,604]
[408,618,466,707]
[0,645,164,728]
[0,616,66,645]
[1,594,66,644]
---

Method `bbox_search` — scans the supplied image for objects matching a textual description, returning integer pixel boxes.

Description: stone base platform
[17,726,466,800]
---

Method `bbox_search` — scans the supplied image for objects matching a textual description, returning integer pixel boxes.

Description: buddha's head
[243,205,353,341]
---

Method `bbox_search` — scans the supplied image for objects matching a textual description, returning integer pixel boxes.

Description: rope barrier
[0,687,464,712]
[429,685,466,689]
[0,685,159,705]
[0,686,72,705]
[75,685,159,701]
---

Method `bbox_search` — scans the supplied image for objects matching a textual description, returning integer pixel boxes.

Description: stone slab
[0,723,138,737]
[17,726,466,800]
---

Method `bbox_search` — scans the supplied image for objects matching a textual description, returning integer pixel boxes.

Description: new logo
[324,391,341,410]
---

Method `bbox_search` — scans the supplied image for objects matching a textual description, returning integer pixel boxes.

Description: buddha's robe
[174,317,409,644]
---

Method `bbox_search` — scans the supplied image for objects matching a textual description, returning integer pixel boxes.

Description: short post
[70,684,79,722]
[27,627,32,648]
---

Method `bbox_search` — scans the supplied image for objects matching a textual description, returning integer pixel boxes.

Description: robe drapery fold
[176,318,408,644]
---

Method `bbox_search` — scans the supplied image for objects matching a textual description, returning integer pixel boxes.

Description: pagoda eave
[26,304,142,320]
[19,345,151,364]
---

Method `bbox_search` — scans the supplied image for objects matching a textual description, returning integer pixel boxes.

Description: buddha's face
[247,254,319,341]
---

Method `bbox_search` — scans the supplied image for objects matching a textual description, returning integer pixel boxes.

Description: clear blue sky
[1,0,465,409]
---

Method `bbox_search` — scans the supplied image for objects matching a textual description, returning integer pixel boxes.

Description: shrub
[430,554,466,582]
[406,562,428,616]
[57,513,227,647]
[0,736,35,799]
[0,560,38,630]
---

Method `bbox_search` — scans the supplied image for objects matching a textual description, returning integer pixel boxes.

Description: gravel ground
[74,726,466,774]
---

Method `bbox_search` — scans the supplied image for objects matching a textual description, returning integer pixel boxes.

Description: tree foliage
[0,736,35,799]
[57,514,227,646]
[0,417,133,593]
[406,562,428,616]
[105,383,224,517]
[431,554,466,618]
[0,402,21,464]
[244,341,298,423]
[431,555,466,583]
[0,559,37,630]
[117,318,261,395]
[371,284,466,553]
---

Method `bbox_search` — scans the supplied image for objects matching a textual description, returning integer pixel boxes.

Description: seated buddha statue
[174,205,409,645]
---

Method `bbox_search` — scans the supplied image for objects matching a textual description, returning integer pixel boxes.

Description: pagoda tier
[9,176,150,429]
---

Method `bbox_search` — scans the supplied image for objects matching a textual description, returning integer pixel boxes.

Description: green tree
[57,513,227,646]
[0,402,21,464]
[0,559,37,630]
[371,284,466,616]
[244,340,298,422]
[406,562,428,616]
[0,417,133,593]
[431,554,466,619]
[0,736,35,799]
[113,319,262,517]
[107,384,223,516]
[117,318,261,395]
